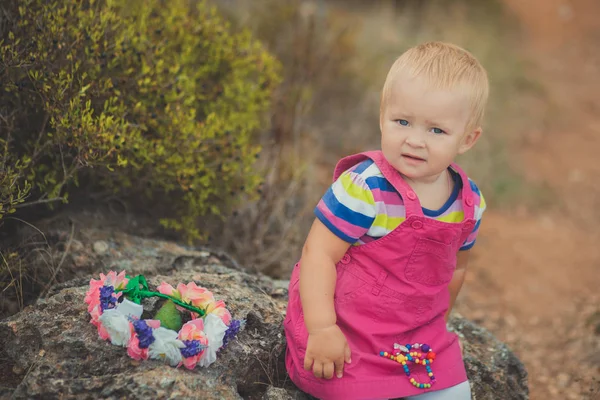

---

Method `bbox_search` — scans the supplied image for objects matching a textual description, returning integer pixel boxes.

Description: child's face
[380,74,480,183]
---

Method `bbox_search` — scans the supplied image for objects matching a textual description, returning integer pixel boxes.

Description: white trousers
[403,381,471,400]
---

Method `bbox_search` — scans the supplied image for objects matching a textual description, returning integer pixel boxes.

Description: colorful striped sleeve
[460,179,486,251]
[314,163,377,244]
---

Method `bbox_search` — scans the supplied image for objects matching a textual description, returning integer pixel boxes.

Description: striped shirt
[315,159,486,249]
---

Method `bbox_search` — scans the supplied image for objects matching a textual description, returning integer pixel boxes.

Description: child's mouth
[402,154,426,163]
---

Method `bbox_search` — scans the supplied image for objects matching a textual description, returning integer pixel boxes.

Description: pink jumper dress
[284,151,476,400]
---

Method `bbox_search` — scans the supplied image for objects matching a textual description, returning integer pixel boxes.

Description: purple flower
[181,340,206,358]
[222,319,243,347]
[133,320,155,349]
[99,286,117,311]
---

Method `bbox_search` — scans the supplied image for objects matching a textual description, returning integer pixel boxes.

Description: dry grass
[0,251,24,314]
[211,0,552,276]
[211,0,372,276]
[0,218,73,318]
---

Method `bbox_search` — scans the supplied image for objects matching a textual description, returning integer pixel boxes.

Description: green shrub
[0,0,280,240]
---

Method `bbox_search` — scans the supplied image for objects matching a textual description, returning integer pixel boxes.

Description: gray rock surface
[0,229,528,399]
[449,316,529,399]
[262,386,294,400]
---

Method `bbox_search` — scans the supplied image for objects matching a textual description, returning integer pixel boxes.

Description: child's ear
[458,127,482,154]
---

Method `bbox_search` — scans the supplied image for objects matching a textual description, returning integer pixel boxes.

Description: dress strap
[333,151,424,218]
[449,162,475,220]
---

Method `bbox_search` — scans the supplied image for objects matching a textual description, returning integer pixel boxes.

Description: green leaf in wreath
[154,300,182,331]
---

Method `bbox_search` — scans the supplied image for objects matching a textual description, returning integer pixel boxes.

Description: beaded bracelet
[379,342,436,389]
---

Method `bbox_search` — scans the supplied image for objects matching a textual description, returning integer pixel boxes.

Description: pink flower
[178,319,209,370]
[91,271,129,292]
[127,334,148,360]
[127,320,161,360]
[89,304,102,325]
[147,320,161,329]
[97,322,110,340]
[179,318,205,340]
[176,282,214,307]
[85,271,129,313]
[157,282,179,298]
[157,281,214,318]
[85,284,103,314]
[205,300,232,325]
[84,287,100,312]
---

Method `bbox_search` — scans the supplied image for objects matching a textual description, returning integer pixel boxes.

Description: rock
[262,386,293,400]
[0,229,529,399]
[449,316,529,400]
[70,239,84,252]
[92,240,109,255]
[0,263,287,399]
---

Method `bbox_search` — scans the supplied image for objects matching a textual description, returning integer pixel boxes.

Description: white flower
[148,327,185,367]
[198,313,228,367]
[116,298,144,320]
[98,309,131,347]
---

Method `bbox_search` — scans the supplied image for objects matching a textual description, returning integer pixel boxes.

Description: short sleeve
[314,168,376,244]
[460,180,486,251]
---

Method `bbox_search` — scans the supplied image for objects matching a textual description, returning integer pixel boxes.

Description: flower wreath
[84,271,243,369]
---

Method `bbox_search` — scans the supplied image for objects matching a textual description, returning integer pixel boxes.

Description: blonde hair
[380,42,489,130]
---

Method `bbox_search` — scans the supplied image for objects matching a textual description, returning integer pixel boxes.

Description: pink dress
[284,151,476,400]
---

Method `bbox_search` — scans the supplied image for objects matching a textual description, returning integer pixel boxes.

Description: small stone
[93,241,109,255]
[568,169,584,183]
[271,279,290,290]
[208,256,221,264]
[567,392,580,400]
[73,255,89,267]
[160,377,175,389]
[557,373,570,388]
[70,240,84,252]
[262,386,293,400]
[270,288,287,297]
[558,4,573,21]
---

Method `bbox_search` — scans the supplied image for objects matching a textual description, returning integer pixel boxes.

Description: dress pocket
[371,291,433,329]
[333,266,369,305]
[293,306,309,352]
[405,237,456,286]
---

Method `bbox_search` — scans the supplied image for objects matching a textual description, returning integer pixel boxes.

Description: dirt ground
[457,1,600,399]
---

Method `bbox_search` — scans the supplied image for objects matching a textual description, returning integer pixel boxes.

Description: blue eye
[396,119,409,126]
[432,127,445,134]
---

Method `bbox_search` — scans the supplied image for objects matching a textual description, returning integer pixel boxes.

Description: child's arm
[445,249,470,322]
[300,218,352,379]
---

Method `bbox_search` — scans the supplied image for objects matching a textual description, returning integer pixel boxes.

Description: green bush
[0,0,280,239]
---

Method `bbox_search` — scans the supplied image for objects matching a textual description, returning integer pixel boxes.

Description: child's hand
[303,324,352,379]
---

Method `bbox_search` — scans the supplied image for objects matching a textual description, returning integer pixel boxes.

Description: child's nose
[405,129,425,147]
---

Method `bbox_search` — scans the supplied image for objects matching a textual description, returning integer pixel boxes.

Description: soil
[456,1,600,399]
